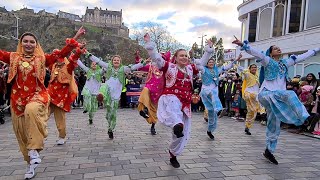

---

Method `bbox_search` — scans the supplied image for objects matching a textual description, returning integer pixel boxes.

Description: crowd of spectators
[1,60,319,134]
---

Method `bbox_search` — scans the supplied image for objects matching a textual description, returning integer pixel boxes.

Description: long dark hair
[249,64,257,69]
[306,73,317,83]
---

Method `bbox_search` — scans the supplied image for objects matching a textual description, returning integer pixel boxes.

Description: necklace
[208,68,217,81]
[111,67,120,78]
[177,66,188,78]
[20,54,35,68]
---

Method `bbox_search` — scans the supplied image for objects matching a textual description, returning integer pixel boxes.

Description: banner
[224,49,236,61]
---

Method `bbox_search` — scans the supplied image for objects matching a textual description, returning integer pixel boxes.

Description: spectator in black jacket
[77,71,87,107]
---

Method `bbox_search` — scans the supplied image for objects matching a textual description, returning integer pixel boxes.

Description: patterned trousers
[200,87,223,132]
[243,91,264,129]
[258,89,309,153]
[82,88,98,121]
[106,100,119,131]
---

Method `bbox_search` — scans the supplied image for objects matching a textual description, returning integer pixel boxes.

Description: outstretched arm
[45,27,85,67]
[86,52,109,69]
[124,58,150,73]
[45,38,79,67]
[218,53,241,74]
[144,33,166,70]
[0,50,11,64]
[67,47,86,73]
[232,39,270,66]
[218,60,237,74]
[194,40,214,67]
[287,48,320,66]
[77,59,89,72]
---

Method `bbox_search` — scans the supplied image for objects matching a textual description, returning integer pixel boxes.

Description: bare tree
[131,21,188,53]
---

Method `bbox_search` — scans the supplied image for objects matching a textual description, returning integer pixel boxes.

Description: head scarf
[17,32,45,59]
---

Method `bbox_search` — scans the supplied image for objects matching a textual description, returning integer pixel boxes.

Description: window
[273,3,285,37]
[289,0,302,33]
[306,0,320,28]
[259,8,272,40]
[248,10,258,42]
[241,20,246,41]
[248,59,256,66]
[239,60,245,68]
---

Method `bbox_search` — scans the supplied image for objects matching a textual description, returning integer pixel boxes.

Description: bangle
[85,51,92,58]
[140,59,147,66]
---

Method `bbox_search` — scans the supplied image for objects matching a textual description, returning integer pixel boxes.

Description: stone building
[83,7,122,25]
[58,10,81,21]
[0,6,7,13]
[38,9,56,17]
[82,7,129,37]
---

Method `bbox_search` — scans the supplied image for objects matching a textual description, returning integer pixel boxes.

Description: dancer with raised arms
[232,37,320,164]
[144,33,214,168]
[86,51,148,139]
[0,28,84,179]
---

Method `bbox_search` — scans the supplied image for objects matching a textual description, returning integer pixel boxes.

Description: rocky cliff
[0,13,147,65]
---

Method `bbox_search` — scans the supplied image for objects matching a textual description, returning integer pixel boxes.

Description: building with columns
[82,7,129,37]
[83,7,122,26]
[238,0,320,78]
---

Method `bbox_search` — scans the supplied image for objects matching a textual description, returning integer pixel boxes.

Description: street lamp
[198,34,207,56]
[12,13,21,39]
[215,46,223,63]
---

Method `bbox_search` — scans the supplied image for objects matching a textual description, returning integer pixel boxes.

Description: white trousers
[157,95,191,156]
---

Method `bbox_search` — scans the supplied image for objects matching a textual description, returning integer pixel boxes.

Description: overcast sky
[2,0,242,48]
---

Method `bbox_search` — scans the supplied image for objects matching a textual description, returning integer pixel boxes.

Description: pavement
[0,108,320,180]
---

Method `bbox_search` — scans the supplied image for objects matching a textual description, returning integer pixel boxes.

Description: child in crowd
[299,85,314,113]
[231,90,241,120]
[191,89,201,112]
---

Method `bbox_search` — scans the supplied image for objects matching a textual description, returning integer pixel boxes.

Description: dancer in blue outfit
[195,55,240,139]
[233,38,320,164]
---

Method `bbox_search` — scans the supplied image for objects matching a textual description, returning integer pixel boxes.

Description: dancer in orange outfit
[0,28,84,179]
[48,45,86,145]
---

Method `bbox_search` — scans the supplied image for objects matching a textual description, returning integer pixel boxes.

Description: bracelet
[85,51,92,58]
[312,49,317,56]
[140,59,147,66]
[240,40,250,51]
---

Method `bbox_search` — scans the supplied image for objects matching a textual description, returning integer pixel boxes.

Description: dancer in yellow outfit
[238,62,264,135]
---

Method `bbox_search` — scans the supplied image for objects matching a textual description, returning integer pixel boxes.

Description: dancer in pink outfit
[137,52,171,135]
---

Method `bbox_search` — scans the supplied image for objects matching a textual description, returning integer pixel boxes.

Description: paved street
[0,108,320,180]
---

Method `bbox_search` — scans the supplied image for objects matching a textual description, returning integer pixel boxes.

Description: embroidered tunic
[48,50,81,112]
[138,64,165,104]
[77,60,103,95]
[0,38,78,116]
[160,62,199,117]
[241,41,319,92]
[88,54,144,100]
